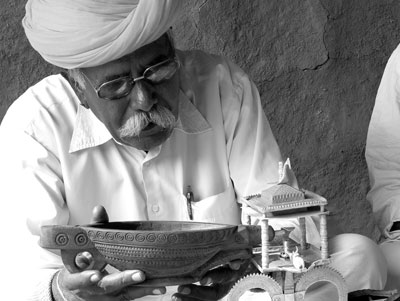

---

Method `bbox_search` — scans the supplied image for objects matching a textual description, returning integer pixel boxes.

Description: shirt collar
[69,89,211,153]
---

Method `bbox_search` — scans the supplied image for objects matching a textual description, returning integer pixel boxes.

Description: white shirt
[0,50,282,300]
[366,44,400,240]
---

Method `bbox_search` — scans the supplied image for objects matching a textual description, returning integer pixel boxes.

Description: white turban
[22,0,184,69]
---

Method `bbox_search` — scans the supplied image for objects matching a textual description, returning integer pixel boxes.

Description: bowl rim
[81,220,237,233]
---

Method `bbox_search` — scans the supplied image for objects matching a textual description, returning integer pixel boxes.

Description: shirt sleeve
[221,59,283,199]
[366,44,400,239]
[218,59,326,247]
[0,102,67,300]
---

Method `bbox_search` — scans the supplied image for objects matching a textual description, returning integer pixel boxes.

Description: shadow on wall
[2,0,400,238]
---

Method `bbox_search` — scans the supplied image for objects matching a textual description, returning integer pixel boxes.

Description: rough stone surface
[2,0,400,240]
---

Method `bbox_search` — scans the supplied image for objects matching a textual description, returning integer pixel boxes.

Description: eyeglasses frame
[82,56,180,101]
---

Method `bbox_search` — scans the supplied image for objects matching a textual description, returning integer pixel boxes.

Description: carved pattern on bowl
[85,228,234,246]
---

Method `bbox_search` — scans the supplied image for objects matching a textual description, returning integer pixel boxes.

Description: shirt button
[152,205,160,212]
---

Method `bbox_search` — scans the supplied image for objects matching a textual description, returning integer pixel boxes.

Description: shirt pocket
[190,184,241,224]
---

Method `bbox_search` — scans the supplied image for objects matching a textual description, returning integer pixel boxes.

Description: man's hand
[172,261,248,301]
[54,268,166,301]
[52,205,166,300]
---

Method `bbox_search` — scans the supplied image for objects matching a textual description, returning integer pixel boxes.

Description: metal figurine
[229,159,347,301]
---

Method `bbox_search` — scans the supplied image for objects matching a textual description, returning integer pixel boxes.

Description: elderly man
[0,1,387,300]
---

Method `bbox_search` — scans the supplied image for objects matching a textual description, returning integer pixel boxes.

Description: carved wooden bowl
[40,221,262,286]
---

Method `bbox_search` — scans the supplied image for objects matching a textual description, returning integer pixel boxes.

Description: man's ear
[61,71,89,109]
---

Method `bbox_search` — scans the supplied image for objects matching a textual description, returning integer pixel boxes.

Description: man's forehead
[83,59,130,84]
[84,35,171,82]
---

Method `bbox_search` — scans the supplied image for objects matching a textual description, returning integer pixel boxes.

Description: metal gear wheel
[227,273,283,301]
[295,266,347,300]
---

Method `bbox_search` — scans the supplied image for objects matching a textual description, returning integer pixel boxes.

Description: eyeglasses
[85,57,180,101]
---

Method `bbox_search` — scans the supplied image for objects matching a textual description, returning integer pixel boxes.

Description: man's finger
[91,205,109,223]
[61,269,102,291]
[174,282,233,301]
[75,251,95,270]
[200,265,242,285]
[228,259,245,271]
[120,286,167,300]
[97,270,145,293]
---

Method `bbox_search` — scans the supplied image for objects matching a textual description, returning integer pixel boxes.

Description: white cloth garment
[366,43,400,240]
[366,43,400,290]
[0,50,386,300]
[0,50,282,300]
[22,0,185,68]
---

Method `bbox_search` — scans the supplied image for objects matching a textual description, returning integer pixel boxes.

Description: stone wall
[2,0,400,239]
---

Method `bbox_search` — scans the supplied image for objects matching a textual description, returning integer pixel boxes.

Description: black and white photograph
[1,1,400,300]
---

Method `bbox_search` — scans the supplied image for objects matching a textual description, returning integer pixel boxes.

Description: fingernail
[231,262,241,270]
[152,288,165,295]
[200,277,211,285]
[132,271,145,282]
[179,287,191,295]
[90,273,100,283]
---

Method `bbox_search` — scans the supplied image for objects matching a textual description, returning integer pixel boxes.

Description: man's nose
[127,81,157,112]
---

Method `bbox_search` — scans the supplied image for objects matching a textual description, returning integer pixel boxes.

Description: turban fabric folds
[23,0,184,69]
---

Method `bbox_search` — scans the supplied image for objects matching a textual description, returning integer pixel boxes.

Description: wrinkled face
[77,35,180,150]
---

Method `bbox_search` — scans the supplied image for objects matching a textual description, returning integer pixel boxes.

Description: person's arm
[223,60,282,198]
[366,44,400,239]
[0,95,164,301]
[0,113,67,300]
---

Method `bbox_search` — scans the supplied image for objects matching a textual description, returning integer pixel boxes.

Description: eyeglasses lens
[98,78,132,100]
[144,60,179,83]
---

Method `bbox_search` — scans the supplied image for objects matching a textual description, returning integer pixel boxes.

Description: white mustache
[119,105,176,138]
